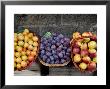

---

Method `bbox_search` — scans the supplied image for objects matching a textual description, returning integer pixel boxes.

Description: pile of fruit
[14,29,39,71]
[71,32,97,72]
[39,32,71,66]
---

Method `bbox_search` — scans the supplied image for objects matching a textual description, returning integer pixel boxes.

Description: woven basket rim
[39,58,70,67]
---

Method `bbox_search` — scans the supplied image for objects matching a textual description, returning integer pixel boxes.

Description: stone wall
[14,14,97,38]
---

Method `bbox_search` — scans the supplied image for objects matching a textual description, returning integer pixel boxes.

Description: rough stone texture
[14,14,97,76]
[14,14,97,35]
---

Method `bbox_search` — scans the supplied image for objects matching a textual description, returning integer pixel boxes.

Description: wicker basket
[14,29,40,71]
[70,36,97,73]
[39,58,70,67]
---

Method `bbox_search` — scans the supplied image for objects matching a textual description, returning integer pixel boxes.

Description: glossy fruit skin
[32,36,38,42]
[14,29,39,71]
[80,49,89,57]
[16,57,22,63]
[21,61,27,68]
[90,34,97,41]
[21,51,26,56]
[88,49,96,54]
[58,52,63,58]
[93,57,97,63]
[88,41,97,49]
[24,29,29,34]
[71,32,97,72]
[89,53,97,58]
[18,35,24,41]
[83,38,90,43]
[28,55,34,61]
[73,54,81,63]
[26,50,31,56]
[79,62,87,70]
[73,47,80,54]
[15,52,21,57]
[87,62,96,71]
[31,51,36,56]
[81,43,87,50]
[40,32,71,64]
[18,41,24,46]
[73,32,81,39]
[28,45,33,50]
[22,55,28,61]
[24,42,29,48]
[16,64,21,69]
[82,56,91,64]
[82,32,93,37]
[73,41,82,48]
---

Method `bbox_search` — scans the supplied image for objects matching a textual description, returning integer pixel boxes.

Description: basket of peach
[70,32,97,72]
[14,28,40,71]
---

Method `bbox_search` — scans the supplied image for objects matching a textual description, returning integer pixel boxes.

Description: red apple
[82,56,91,64]
[88,49,97,58]
[87,62,96,71]
[73,41,82,48]
[89,53,97,58]
[90,34,97,41]
[28,55,34,61]
[80,49,89,57]
[73,47,80,54]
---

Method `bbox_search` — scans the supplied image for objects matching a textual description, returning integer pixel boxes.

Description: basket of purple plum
[39,32,71,67]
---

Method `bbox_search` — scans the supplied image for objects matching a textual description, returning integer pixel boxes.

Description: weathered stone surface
[62,14,97,25]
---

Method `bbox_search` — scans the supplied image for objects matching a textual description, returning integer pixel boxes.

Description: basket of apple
[14,28,40,71]
[39,32,71,67]
[70,32,97,72]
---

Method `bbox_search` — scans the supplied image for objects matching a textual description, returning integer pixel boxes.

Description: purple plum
[46,52,51,56]
[41,50,45,54]
[50,61,54,64]
[42,55,47,60]
[46,58,50,63]
[57,47,62,52]
[52,50,56,54]
[60,39,64,44]
[51,45,56,49]
[61,59,66,63]
[67,48,71,52]
[50,56,54,61]
[58,34,64,39]
[52,40,56,44]
[56,43,60,46]
[58,52,63,58]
